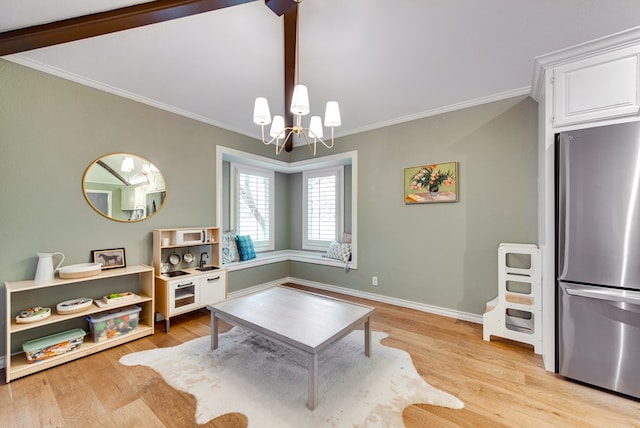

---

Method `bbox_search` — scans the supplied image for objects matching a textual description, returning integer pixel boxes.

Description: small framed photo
[92,248,126,269]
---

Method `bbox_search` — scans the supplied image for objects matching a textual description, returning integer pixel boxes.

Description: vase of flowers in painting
[409,165,453,199]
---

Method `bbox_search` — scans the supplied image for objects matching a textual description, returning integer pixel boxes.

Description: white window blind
[231,163,274,251]
[303,166,343,250]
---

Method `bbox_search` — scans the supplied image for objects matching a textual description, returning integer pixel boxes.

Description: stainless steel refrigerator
[557,121,640,399]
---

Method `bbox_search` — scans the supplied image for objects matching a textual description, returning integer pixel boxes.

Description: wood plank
[45,359,108,425]
[7,372,65,427]
[0,377,17,427]
[0,283,638,427]
[75,351,139,412]
[99,398,166,427]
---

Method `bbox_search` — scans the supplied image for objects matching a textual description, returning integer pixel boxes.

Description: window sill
[222,250,356,272]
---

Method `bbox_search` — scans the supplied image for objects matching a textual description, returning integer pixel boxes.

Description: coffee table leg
[364,317,371,357]
[308,352,318,410]
[211,312,219,350]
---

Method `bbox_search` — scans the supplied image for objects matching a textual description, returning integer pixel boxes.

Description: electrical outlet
[372,276,378,286]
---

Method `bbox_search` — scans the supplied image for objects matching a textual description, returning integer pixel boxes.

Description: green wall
[0,58,537,359]
[289,96,539,314]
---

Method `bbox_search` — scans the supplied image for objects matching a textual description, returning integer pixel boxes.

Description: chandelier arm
[299,128,317,156]
[315,134,331,150]
[260,126,290,146]
[275,129,296,155]
[306,126,334,150]
[324,127,335,149]
[260,124,271,146]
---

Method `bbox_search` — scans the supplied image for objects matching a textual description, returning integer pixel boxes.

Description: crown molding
[339,86,531,138]
[531,26,640,102]
[4,54,252,136]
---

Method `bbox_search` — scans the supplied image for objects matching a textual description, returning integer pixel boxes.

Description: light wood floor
[1,283,639,427]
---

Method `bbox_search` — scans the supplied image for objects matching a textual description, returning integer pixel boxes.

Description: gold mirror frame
[82,153,167,222]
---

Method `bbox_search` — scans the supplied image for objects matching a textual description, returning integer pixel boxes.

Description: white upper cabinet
[553,45,640,127]
[120,186,146,210]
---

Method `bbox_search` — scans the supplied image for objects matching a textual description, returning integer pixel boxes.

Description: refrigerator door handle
[556,133,568,279]
[566,287,640,305]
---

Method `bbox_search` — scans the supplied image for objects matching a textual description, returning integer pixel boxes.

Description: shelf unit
[5,264,154,382]
[152,227,221,275]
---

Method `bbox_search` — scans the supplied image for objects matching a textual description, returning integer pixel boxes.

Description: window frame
[217,146,358,269]
[230,162,275,252]
[302,165,344,251]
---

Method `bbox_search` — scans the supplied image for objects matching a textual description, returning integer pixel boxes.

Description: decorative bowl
[16,306,51,324]
[58,263,102,279]
[56,297,93,314]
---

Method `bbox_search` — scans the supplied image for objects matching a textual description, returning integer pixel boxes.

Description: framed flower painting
[404,161,458,204]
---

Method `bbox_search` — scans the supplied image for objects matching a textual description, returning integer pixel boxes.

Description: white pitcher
[34,252,65,282]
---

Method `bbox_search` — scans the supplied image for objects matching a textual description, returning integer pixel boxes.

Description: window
[231,163,274,251]
[303,166,344,251]
[217,146,358,268]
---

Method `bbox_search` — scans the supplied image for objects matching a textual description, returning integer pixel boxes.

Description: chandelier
[252,0,341,156]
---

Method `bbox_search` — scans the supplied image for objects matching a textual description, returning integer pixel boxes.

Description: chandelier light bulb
[309,116,323,139]
[270,115,285,139]
[290,84,310,116]
[253,97,272,125]
[324,101,341,127]
[120,156,134,173]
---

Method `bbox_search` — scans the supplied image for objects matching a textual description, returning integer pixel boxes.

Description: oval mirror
[83,153,167,222]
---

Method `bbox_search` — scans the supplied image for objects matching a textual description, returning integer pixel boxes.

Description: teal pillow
[235,235,257,261]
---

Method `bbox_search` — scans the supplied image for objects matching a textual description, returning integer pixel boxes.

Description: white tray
[58,263,102,279]
[16,307,51,324]
[94,293,141,308]
[57,297,93,314]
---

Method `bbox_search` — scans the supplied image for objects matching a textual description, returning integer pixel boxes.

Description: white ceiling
[3,1,640,142]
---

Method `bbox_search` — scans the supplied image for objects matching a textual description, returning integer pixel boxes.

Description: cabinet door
[553,45,640,127]
[168,279,200,315]
[199,272,226,306]
[121,186,146,210]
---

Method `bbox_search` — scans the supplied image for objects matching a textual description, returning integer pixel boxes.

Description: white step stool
[483,243,542,354]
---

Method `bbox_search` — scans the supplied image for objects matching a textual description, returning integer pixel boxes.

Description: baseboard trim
[283,277,483,324]
[227,280,283,298]
[230,278,482,324]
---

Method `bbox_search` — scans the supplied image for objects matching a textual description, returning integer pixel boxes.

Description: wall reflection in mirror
[83,153,167,222]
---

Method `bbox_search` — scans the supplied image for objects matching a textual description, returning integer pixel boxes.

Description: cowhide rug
[120,327,463,427]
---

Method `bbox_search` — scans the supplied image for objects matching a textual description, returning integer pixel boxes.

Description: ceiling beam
[282,4,297,152]
[97,160,130,186]
[265,0,297,16]
[0,0,256,56]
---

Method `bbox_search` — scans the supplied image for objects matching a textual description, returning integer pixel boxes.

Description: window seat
[222,249,356,272]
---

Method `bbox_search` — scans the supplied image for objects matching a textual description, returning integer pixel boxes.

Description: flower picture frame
[404,161,458,204]
[92,248,126,269]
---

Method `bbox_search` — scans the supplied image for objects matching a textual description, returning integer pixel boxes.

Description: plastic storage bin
[87,305,141,342]
[22,328,86,364]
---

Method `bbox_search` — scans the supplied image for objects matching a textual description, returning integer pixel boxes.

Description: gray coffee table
[207,286,375,410]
